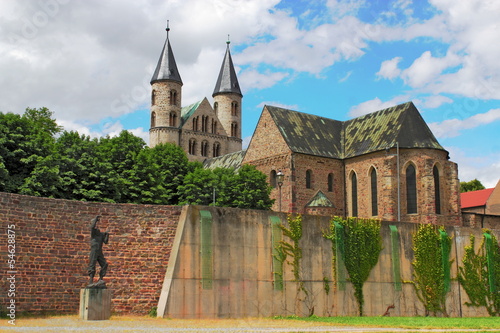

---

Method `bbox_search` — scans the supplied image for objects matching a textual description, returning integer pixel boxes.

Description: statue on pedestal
[87,215,109,288]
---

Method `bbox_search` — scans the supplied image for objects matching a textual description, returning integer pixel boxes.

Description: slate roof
[212,43,242,97]
[266,101,445,159]
[204,150,247,170]
[151,33,183,84]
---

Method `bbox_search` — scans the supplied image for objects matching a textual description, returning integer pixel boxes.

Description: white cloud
[349,95,411,117]
[419,95,453,109]
[429,108,500,138]
[257,101,299,111]
[401,51,461,88]
[376,57,402,80]
[447,146,500,188]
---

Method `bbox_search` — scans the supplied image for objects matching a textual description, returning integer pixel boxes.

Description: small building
[461,180,500,228]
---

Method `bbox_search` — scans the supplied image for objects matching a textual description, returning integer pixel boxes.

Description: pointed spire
[151,20,183,85]
[212,37,242,97]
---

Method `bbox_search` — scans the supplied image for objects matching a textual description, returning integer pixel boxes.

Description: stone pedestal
[79,288,112,320]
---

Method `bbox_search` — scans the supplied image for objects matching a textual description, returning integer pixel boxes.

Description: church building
[149,27,242,162]
[149,28,461,225]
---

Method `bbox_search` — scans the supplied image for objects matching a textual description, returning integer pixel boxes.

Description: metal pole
[397,142,400,222]
[278,184,282,212]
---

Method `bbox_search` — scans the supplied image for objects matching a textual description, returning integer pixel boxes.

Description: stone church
[149,30,461,225]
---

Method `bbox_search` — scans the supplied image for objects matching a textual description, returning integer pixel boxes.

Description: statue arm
[90,215,100,230]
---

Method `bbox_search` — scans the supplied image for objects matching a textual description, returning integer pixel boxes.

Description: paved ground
[1,316,498,333]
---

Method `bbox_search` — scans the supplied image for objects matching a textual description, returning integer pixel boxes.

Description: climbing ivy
[324,216,383,316]
[458,231,500,316]
[278,214,303,283]
[410,224,452,317]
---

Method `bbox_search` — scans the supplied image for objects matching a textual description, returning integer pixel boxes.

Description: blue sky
[1,0,499,187]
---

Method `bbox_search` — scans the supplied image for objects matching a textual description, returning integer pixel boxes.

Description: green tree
[460,179,486,192]
[0,108,60,192]
[230,164,274,210]
[178,167,216,205]
[458,231,500,316]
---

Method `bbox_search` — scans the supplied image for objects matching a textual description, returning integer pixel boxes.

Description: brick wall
[0,192,182,315]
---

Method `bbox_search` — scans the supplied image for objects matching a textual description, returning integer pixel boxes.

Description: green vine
[410,224,452,317]
[323,216,382,316]
[458,231,500,316]
[278,214,303,284]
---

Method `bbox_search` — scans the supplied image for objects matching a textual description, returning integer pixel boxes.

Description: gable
[306,190,334,207]
[180,97,227,136]
[243,106,292,163]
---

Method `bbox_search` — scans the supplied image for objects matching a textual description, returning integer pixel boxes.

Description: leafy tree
[230,164,273,209]
[0,108,60,192]
[460,179,486,193]
[178,167,217,205]
[458,231,500,316]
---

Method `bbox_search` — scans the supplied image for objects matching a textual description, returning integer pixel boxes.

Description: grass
[276,315,500,330]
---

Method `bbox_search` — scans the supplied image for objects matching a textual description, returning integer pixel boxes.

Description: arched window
[433,165,441,214]
[188,139,196,155]
[151,90,156,106]
[328,173,334,192]
[201,141,209,157]
[169,112,177,127]
[213,142,220,157]
[406,164,417,214]
[231,122,238,137]
[211,119,217,134]
[170,90,177,106]
[231,101,238,116]
[306,170,312,189]
[351,172,358,217]
[214,102,218,115]
[270,170,277,188]
[370,168,378,216]
[192,117,198,131]
[151,112,156,128]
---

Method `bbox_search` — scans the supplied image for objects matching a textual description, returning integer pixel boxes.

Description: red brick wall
[0,192,182,315]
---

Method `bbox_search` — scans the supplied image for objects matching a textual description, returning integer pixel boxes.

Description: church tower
[212,39,243,153]
[149,23,183,147]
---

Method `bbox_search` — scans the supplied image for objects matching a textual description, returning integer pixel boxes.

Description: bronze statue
[87,215,109,288]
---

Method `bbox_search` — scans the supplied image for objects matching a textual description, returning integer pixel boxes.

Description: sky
[1,0,499,187]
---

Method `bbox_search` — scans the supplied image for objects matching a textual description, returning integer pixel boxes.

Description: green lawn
[277,316,500,330]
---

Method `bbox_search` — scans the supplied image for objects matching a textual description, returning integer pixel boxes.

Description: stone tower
[149,25,183,147]
[212,40,243,153]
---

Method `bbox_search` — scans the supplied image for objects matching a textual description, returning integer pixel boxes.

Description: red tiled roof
[461,188,494,209]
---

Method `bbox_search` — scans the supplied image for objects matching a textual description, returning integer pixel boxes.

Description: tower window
[433,165,441,214]
[306,170,312,189]
[188,139,197,155]
[214,102,218,115]
[201,141,209,157]
[231,101,238,116]
[169,112,177,127]
[406,164,417,214]
[170,90,178,106]
[327,173,334,192]
[231,122,238,137]
[151,112,156,128]
[151,90,156,106]
[371,168,378,216]
[351,172,358,217]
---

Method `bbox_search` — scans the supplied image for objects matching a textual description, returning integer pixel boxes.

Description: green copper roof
[306,190,334,207]
[180,100,203,126]
[266,101,445,159]
[203,150,247,170]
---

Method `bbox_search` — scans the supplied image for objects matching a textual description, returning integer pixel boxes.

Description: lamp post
[385,142,400,221]
[276,170,284,212]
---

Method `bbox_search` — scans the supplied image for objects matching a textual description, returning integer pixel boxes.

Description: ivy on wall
[278,214,303,284]
[458,231,500,316]
[410,224,452,317]
[324,216,383,316]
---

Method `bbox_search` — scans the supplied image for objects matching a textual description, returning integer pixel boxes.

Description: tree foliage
[460,179,486,193]
[1,107,272,209]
